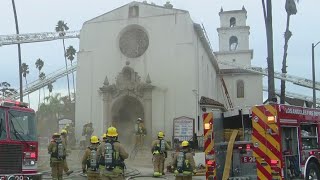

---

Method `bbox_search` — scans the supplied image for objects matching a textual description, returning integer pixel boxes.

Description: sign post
[203,112,216,180]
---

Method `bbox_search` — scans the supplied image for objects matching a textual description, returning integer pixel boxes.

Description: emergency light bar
[0,100,29,108]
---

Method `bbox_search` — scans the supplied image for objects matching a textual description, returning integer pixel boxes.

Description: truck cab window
[8,110,37,141]
[0,109,6,140]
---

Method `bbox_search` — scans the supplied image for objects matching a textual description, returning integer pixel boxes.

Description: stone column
[143,87,153,145]
[106,95,112,128]
[102,92,108,133]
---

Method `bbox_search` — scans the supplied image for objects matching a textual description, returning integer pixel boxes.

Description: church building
[75,1,262,144]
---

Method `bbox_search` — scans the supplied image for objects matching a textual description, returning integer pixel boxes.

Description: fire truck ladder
[0,31,80,46]
[263,86,320,104]
[218,60,320,91]
[220,77,233,109]
[9,62,77,100]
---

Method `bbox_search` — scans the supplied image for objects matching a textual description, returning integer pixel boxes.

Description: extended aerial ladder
[218,60,320,91]
[263,86,320,104]
[0,31,79,46]
[9,63,77,100]
[0,30,318,103]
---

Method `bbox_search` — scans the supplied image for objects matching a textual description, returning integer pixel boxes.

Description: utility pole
[263,0,276,103]
[312,42,320,108]
[11,0,23,102]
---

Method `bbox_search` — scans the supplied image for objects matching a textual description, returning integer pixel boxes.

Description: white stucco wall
[75,2,220,140]
[222,74,263,108]
[215,52,252,68]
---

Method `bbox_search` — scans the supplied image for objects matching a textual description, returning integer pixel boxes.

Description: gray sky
[0,0,319,110]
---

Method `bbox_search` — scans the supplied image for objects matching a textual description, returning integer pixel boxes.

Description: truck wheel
[306,162,320,180]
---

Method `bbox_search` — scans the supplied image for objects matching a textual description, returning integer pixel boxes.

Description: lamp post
[312,41,320,108]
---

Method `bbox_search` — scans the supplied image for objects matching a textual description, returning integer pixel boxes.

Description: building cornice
[214,50,253,59]
[219,9,247,16]
[217,26,250,32]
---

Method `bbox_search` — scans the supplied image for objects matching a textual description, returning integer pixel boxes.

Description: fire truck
[0,100,42,180]
[207,104,320,180]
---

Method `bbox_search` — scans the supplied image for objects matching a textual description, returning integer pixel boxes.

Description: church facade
[75,1,262,143]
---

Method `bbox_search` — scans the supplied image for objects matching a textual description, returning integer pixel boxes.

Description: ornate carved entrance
[100,62,154,144]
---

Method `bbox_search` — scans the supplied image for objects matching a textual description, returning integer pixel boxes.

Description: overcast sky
[0,0,319,110]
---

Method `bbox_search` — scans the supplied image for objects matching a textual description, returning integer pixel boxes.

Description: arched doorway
[111,95,144,145]
[100,62,154,145]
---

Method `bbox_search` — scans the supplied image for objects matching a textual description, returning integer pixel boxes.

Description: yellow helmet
[52,133,60,138]
[102,133,107,139]
[158,131,165,138]
[90,136,99,144]
[106,127,118,137]
[181,141,189,147]
[61,129,67,134]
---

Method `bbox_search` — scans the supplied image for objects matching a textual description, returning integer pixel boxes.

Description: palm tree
[47,83,53,97]
[280,0,298,104]
[55,20,71,101]
[21,63,30,105]
[11,0,23,102]
[66,46,77,96]
[37,93,63,136]
[39,72,46,103]
[0,82,17,99]
[35,58,44,108]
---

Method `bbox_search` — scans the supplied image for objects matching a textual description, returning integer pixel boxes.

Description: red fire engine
[0,100,42,180]
[209,104,320,180]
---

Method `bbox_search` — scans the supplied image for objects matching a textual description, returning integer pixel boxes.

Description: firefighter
[66,123,76,147]
[83,122,94,146]
[60,129,73,176]
[172,141,196,180]
[134,118,146,147]
[101,133,107,145]
[151,131,171,177]
[97,127,128,180]
[48,133,66,180]
[82,135,101,180]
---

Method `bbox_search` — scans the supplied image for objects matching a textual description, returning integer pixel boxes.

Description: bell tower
[215,6,253,68]
[214,7,263,114]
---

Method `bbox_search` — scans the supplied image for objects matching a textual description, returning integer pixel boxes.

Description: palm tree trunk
[62,39,71,101]
[280,14,291,104]
[38,71,41,109]
[43,87,46,103]
[11,0,23,102]
[263,0,276,102]
[25,77,30,106]
[71,61,76,99]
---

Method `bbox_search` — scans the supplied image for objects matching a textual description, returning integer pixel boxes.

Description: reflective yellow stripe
[252,120,280,152]
[253,107,278,133]
[252,136,279,161]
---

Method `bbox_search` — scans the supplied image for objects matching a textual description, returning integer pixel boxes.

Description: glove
[82,169,86,174]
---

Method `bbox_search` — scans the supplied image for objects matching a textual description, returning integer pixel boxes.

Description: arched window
[230,17,236,27]
[237,80,244,98]
[229,36,238,51]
